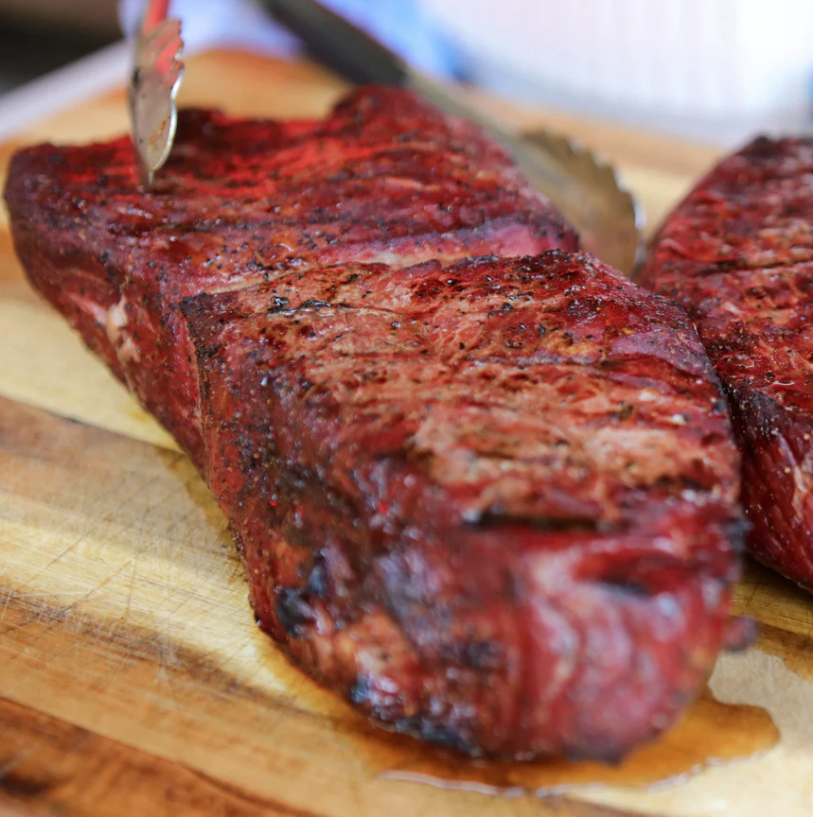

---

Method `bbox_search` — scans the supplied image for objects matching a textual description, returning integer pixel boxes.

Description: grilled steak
[641,137,813,588]
[5,87,744,759]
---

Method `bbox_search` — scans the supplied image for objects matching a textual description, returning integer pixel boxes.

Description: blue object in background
[119,0,461,77]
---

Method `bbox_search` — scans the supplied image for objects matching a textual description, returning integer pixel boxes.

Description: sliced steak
[641,137,813,588]
[4,88,576,468]
[4,87,743,759]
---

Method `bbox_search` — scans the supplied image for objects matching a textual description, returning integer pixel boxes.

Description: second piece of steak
[5,87,577,469]
[5,87,744,759]
[641,137,813,588]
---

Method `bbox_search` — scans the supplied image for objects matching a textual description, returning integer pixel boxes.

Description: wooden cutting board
[1,49,813,817]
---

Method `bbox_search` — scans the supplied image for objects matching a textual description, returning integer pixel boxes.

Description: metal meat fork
[128,0,184,189]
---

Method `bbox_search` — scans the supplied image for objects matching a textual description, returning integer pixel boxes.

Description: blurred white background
[0,0,811,145]
[423,0,813,144]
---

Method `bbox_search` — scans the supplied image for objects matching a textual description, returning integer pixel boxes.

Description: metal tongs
[128,0,643,274]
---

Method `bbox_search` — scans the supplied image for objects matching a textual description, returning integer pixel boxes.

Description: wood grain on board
[1,49,813,817]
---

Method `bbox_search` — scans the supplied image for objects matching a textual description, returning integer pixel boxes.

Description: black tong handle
[260,0,409,86]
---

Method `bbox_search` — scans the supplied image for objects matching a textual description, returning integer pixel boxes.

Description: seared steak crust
[641,137,813,587]
[5,87,742,758]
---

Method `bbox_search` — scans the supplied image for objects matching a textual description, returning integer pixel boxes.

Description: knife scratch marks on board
[0,583,14,624]
[123,558,138,636]
[0,400,322,706]
[12,472,159,591]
